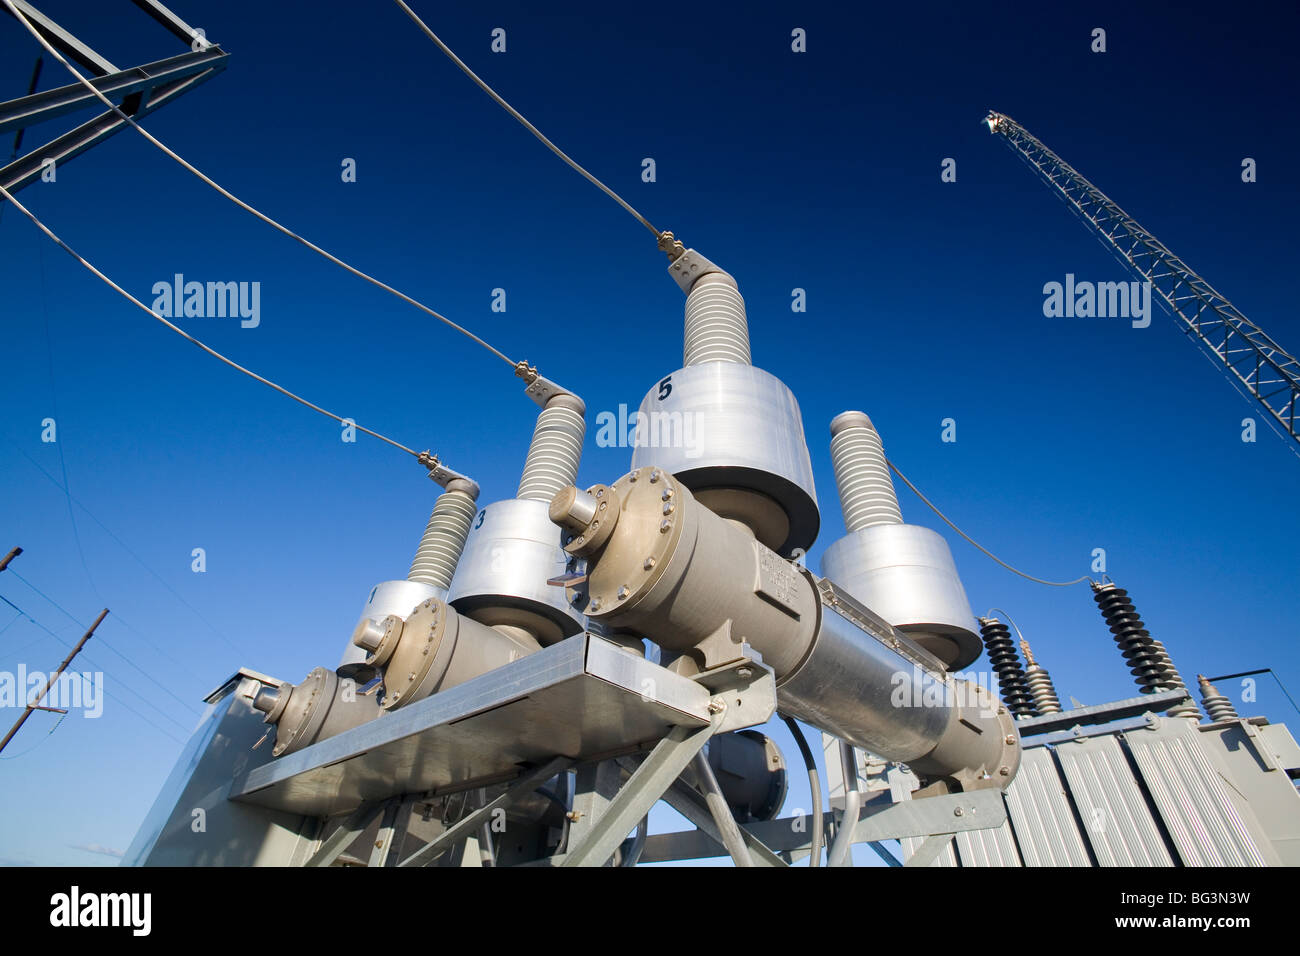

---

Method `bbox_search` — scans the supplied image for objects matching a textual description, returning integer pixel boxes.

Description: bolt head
[953,807,964,817]
[1004,734,1016,745]
[659,519,671,532]
[999,766,1010,776]
[643,556,656,570]
[617,585,630,600]
[662,502,675,515]
[737,667,752,679]
[650,470,660,483]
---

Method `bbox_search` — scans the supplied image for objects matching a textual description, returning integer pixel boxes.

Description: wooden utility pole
[0,608,109,755]
[0,546,22,572]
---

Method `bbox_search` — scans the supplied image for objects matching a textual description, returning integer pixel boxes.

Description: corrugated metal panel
[1003,746,1092,866]
[1055,734,1174,866]
[1123,720,1267,866]
[953,818,1022,866]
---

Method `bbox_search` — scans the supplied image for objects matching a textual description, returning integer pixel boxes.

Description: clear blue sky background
[1,0,1297,866]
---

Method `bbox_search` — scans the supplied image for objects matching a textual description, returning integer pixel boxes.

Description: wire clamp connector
[657,230,685,263]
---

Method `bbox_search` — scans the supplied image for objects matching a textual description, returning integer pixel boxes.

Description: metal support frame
[559,718,722,867]
[658,776,786,867]
[904,832,958,868]
[398,756,572,867]
[1,1,228,195]
[1016,688,1193,737]
[987,110,1300,457]
[639,786,1006,864]
[304,800,387,868]
[690,749,755,866]
[369,798,415,868]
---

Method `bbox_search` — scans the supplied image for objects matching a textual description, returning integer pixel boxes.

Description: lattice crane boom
[984,110,1300,458]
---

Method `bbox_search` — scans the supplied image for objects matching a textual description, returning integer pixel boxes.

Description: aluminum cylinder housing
[354,596,541,710]
[629,362,819,557]
[337,579,443,680]
[554,467,817,678]
[776,601,1017,787]
[254,666,380,757]
[551,470,1020,790]
[447,499,585,645]
[820,524,981,670]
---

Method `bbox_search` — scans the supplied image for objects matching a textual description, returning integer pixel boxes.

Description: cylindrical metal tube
[829,411,902,531]
[353,596,541,711]
[517,394,586,503]
[826,741,860,868]
[684,272,751,366]
[337,579,442,680]
[408,482,478,589]
[254,667,380,757]
[553,468,1019,790]
[629,362,820,556]
[447,498,585,645]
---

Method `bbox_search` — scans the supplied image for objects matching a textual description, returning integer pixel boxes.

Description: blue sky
[1,0,1297,866]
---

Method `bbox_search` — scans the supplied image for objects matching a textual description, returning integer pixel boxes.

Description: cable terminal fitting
[658,230,686,263]
[417,451,480,498]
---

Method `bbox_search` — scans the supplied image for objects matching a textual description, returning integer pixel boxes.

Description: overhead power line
[2,0,520,373]
[886,459,1092,588]
[5,436,254,659]
[0,593,187,744]
[0,181,421,460]
[394,0,663,241]
[9,570,201,717]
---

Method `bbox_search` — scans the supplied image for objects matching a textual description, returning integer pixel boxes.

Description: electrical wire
[886,458,1092,588]
[0,711,64,760]
[394,0,663,240]
[0,595,195,734]
[4,436,249,658]
[33,223,106,606]
[0,609,21,637]
[9,570,201,717]
[0,181,421,459]
[0,594,187,744]
[780,715,823,867]
[984,606,1026,645]
[1,0,518,371]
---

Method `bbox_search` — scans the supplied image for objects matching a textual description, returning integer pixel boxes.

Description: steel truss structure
[0,0,228,196]
[985,110,1300,458]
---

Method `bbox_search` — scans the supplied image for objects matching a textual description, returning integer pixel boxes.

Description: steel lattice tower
[985,110,1300,459]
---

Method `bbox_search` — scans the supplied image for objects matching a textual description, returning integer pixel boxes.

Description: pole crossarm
[985,110,1300,458]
